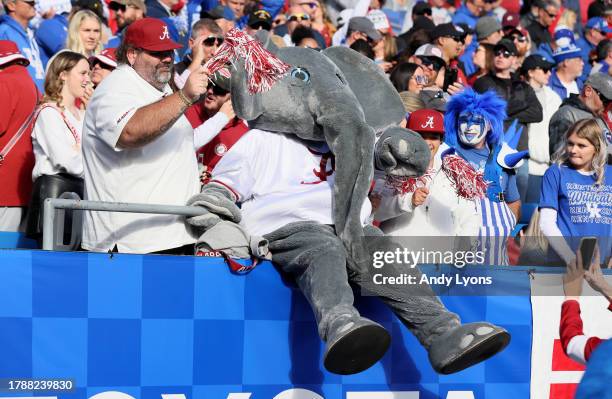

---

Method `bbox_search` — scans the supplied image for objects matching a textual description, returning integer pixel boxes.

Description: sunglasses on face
[210,84,229,96]
[19,0,36,6]
[288,13,310,22]
[495,49,513,58]
[513,35,527,43]
[446,35,465,44]
[594,88,611,106]
[203,36,224,47]
[91,60,114,71]
[544,9,558,18]
[419,57,443,70]
[142,49,174,59]
[415,9,432,16]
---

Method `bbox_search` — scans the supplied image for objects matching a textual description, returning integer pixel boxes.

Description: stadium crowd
[0,0,611,265]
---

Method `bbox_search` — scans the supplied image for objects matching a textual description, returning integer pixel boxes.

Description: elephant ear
[229,30,279,122]
[322,46,405,132]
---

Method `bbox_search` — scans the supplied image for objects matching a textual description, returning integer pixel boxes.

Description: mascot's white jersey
[210,129,372,236]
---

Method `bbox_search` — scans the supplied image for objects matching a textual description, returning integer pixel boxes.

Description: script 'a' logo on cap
[421,116,435,129]
[160,25,170,40]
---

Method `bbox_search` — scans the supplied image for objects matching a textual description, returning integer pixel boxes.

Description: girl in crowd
[66,10,103,57]
[539,118,612,267]
[26,51,90,240]
[309,0,335,47]
[389,62,427,94]
[468,43,494,85]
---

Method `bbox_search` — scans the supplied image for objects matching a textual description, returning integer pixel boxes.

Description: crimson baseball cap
[407,109,445,135]
[124,18,182,52]
[89,47,118,69]
[0,40,28,66]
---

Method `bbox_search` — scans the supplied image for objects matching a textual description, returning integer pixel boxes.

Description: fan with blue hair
[443,88,528,265]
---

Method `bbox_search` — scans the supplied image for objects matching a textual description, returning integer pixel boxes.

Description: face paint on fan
[458,112,489,146]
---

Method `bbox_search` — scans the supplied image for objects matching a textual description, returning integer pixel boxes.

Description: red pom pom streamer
[205,28,290,94]
[385,169,435,195]
[441,154,488,199]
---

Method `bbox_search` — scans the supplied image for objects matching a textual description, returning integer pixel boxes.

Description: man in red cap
[82,18,209,254]
[90,48,118,87]
[0,40,37,232]
[373,109,481,237]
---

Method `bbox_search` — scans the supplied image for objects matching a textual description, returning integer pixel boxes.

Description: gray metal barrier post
[42,198,209,251]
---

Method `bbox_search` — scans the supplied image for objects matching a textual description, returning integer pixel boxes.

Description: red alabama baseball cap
[124,18,182,52]
[89,47,118,68]
[0,40,28,67]
[407,109,445,135]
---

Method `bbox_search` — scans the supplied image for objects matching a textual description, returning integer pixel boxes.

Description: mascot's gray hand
[374,127,430,177]
[186,183,242,229]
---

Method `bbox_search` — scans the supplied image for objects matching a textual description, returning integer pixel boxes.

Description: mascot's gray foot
[428,322,510,374]
[323,315,390,375]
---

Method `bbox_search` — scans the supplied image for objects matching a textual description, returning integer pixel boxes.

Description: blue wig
[444,89,507,148]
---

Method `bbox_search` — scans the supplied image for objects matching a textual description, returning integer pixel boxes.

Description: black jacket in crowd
[473,72,543,150]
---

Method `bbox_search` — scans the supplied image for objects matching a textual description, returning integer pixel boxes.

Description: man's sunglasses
[91,60,114,71]
[419,57,444,70]
[203,36,224,47]
[537,66,551,73]
[288,13,310,22]
[594,88,611,106]
[544,9,558,18]
[513,35,527,43]
[210,84,229,96]
[495,49,513,58]
[445,35,465,44]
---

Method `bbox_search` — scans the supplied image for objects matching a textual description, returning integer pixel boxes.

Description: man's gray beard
[154,69,172,85]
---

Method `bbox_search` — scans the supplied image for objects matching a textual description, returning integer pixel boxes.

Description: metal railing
[42,196,208,250]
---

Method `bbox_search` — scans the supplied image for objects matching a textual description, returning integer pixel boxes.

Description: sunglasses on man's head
[288,13,310,22]
[495,49,513,58]
[203,36,224,47]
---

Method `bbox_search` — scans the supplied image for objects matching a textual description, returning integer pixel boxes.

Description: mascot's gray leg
[265,221,390,375]
[349,225,510,374]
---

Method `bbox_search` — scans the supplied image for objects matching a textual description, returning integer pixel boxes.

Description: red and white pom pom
[385,169,435,195]
[204,28,290,94]
[441,154,488,199]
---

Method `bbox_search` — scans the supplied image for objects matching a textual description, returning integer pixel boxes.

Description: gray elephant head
[231,33,429,261]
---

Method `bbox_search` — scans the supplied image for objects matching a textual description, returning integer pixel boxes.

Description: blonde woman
[66,10,103,57]
[26,51,91,240]
[539,118,612,266]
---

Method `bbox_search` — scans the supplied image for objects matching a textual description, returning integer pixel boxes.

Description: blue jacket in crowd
[575,36,594,80]
[0,14,45,90]
[451,5,481,29]
[35,13,68,60]
[548,68,584,100]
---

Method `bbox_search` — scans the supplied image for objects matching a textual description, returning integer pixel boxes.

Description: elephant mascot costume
[188,30,511,376]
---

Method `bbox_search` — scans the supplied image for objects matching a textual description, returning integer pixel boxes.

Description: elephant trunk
[316,104,375,265]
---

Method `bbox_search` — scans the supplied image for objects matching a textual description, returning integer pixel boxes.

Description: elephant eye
[290,67,310,83]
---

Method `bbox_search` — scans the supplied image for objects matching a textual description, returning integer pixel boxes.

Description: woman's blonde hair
[557,10,577,32]
[43,51,88,106]
[552,118,607,186]
[399,91,425,113]
[66,10,102,56]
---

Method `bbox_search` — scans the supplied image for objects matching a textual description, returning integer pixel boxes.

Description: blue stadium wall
[0,248,536,399]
